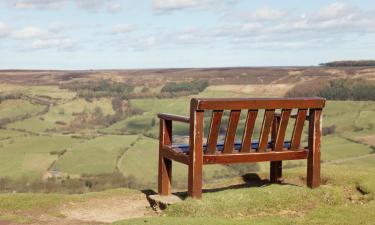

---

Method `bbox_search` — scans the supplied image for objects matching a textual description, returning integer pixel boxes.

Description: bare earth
[61,194,155,223]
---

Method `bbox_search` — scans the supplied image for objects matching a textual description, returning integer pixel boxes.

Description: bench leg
[158,155,172,196]
[188,161,202,199]
[307,150,320,188]
[270,161,282,183]
[307,109,321,188]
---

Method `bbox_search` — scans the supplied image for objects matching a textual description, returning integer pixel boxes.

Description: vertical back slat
[240,110,258,152]
[222,110,241,154]
[206,110,223,154]
[274,109,292,151]
[258,109,275,152]
[290,109,308,150]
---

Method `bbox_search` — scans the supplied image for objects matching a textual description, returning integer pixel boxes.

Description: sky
[0,0,375,69]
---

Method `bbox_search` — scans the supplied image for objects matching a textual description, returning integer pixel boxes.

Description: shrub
[322,125,336,136]
[161,80,208,94]
[286,78,375,101]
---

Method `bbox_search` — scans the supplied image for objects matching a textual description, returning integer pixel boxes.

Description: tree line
[320,60,375,67]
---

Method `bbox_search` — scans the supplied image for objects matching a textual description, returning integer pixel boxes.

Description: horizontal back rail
[193,98,325,110]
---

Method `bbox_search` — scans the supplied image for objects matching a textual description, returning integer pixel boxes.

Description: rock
[148,194,183,210]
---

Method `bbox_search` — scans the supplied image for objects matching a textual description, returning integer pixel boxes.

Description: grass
[49,98,115,116]
[0,99,45,119]
[7,97,115,133]
[55,135,139,175]
[118,137,236,188]
[114,163,375,225]
[0,135,79,178]
[22,85,76,100]
[0,129,26,140]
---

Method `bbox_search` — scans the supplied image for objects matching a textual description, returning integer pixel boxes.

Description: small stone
[148,194,183,210]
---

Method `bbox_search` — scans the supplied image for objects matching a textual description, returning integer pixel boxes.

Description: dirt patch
[61,194,156,223]
[355,135,375,147]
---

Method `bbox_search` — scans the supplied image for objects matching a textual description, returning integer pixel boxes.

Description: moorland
[0,65,374,224]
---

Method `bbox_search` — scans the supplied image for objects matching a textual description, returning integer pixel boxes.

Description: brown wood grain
[258,109,275,152]
[157,113,190,123]
[274,109,292,151]
[206,110,223,154]
[188,109,204,198]
[194,98,325,110]
[204,150,308,164]
[240,110,258,152]
[223,110,241,154]
[158,119,172,195]
[307,109,322,188]
[290,109,308,150]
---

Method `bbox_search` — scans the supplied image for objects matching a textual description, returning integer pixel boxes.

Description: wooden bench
[157,98,325,199]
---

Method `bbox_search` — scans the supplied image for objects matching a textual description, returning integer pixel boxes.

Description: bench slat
[240,110,258,152]
[258,109,275,152]
[223,110,241,154]
[274,109,292,151]
[206,110,223,154]
[204,149,308,164]
[290,109,308,150]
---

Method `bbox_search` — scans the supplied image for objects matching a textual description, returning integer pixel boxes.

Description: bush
[60,80,134,99]
[322,125,336,136]
[286,78,375,101]
[161,80,208,94]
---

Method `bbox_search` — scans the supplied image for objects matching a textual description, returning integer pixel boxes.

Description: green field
[118,137,236,188]
[0,135,79,178]
[0,99,45,119]
[55,135,139,175]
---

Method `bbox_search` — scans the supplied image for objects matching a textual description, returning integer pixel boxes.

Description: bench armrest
[157,113,190,123]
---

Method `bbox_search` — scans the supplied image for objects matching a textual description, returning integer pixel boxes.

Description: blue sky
[0,0,374,69]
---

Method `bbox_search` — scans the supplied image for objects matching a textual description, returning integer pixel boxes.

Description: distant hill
[320,60,375,67]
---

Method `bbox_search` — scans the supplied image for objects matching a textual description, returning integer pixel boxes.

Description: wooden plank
[158,113,190,123]
[204,150,308,164]
[258,109,275,152]
[274,109,292,151]
[188,110,204,198]
[307,109,322,188]
[290,109,308,150]
[158,119,172,195]
[162,146,189,164]
[206,110,223,154]
[194,98,326,110]
[240,110,258,152]
[223,110,241,154]
[270,115,282,182]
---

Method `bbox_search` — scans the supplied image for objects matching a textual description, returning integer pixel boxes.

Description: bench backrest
[189,98,325,155]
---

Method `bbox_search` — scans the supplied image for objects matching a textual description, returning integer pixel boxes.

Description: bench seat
[173,141,291,154]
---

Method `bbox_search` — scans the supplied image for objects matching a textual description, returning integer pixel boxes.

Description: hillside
[0,67,374,224]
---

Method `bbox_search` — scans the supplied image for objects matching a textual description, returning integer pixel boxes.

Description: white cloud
[10,0,65,9]
[252,7,286,21]
[153,0,238,13]
[0,22,11,38]
[28,38,76,50]
[111,24,136,34]
[5,0,122,12]
[107,3,122,13]
[13,26,49,39]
